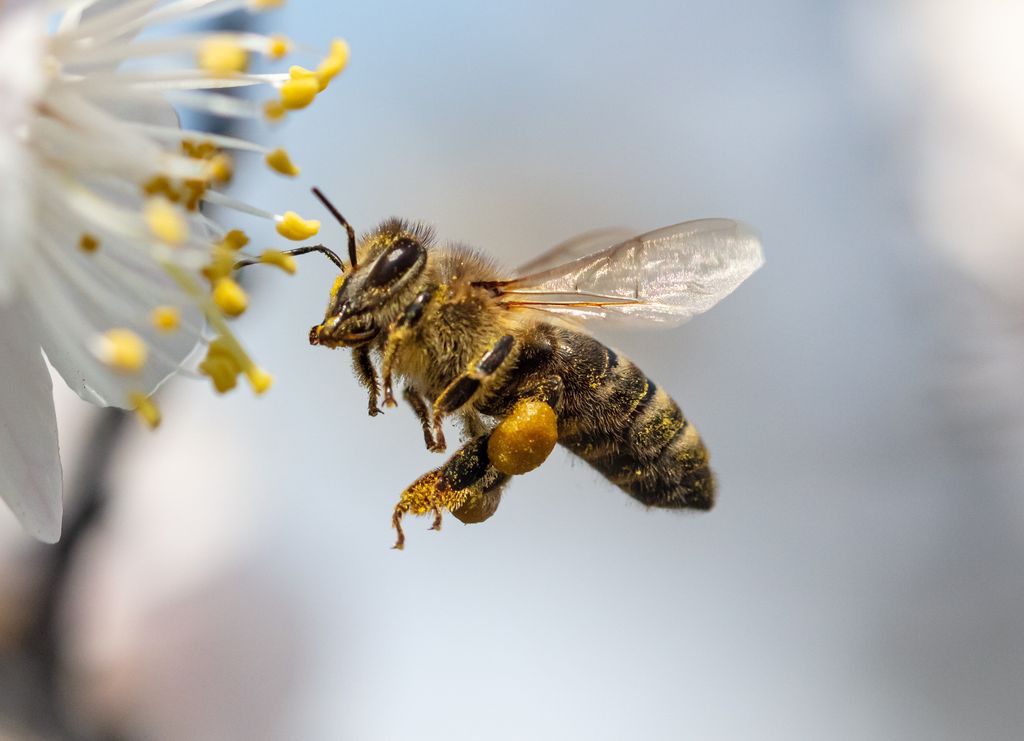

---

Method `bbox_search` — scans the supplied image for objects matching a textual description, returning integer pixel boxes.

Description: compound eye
[365,237,423,288]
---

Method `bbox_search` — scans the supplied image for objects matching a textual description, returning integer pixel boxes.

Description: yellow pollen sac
[248,0,285,9]
[206,153,234,183]
[199,337,243,393]
[197,36,249,74]
[99,329,148,374]
[245,366,273,394]
[129,392,162,429]
[263,99,287,121]
[202,246,236,284]
[259,249,297,274]
[265,147,299,176]
[212,277,248,317]
[289,65,317,80]
[268,34,291,59]
[145,198,188,245]
[279,76,319,109]
[79,233,100,253]
[488,399,559,476]
[316,39,350,89]
[275,211,320,240]
[151,306,181,332]
[221,229,250,250]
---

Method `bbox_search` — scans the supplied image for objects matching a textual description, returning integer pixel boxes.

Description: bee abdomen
[561,352,715,510]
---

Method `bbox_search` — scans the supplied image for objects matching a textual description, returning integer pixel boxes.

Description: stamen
[97,328,148,373]
[316,39,350,89]
[221,229,250,250]
[151,306,181,332]
[129,392,162,429]
[263,100,287,121]
[268,34,291,59]
[212,277,248,316]
[79,233,100,253]
[144,197,188,245]
[279,74,319,109]
[275,211,320,240]
[265,147,299,176]
[259,249,297,273]
[199,337,243,393]
[245,366,273,394]
[197,36,249,74]
[249,0,286,9]
[206,153,234,182]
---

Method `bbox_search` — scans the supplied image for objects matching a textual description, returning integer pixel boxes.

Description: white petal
[0,5,46,302]
[0,297,63,543]
[28,232,204,408]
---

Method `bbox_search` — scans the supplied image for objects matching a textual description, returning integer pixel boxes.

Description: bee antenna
[311,186,358,269]
[233,244,346,272]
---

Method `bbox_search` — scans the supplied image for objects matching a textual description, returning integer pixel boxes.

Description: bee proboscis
[241,188,764,548]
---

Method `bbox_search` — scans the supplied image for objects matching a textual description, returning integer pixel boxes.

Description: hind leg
[392,434,512,549]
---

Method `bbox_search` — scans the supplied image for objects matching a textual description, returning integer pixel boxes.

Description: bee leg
[402,385,439,450]
[430,334,516,454]
[352,345,381,417]
[485,382,565,474]
[381,288,435,407]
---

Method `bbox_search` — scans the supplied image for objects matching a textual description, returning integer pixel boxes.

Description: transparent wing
[514,227,634,276]
[495,219,763,327]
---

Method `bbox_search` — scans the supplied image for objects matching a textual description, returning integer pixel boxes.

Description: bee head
[310,219,432,348]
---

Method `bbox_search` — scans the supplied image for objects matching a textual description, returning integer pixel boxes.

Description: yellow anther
[79,233,99,253]
[197,36,248,74]
[144,198,188,245]
[206,153,233,183]
[142,175,173,198]
[129,392,162,429]
[99,329,148,374]
[246,366,273,394]
[151,306,181,332]
[199,337,243,393]
[265,147,299,176]
[202,246,235,284]
[212,277,248,317]
[259,249,297,274]
[221,229,250,250]
[248,0,284,9]
[263,99,287,121]
[316,39,350,89]
[488,399,558,475]
[275,211,320,240]
[268,34,291,59]
[279,76,319,109]
[289,65,317,80]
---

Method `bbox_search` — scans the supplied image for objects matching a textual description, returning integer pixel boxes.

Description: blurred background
[3,0,1024,739]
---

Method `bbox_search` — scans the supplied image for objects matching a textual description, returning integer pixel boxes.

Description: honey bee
[246,189,763,548]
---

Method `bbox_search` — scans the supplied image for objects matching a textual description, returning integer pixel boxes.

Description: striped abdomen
[493,325,715,509]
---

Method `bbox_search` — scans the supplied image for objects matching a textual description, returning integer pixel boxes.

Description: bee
[245,188,763,548]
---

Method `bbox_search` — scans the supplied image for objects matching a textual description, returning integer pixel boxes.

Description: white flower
[0,0,349,542]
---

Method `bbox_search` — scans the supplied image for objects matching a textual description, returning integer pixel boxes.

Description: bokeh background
[3,1,1024,739]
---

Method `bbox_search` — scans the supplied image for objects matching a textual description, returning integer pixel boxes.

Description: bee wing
[514,227,635,276]
[496,219,763,327]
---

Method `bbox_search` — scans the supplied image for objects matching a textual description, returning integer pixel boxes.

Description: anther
[275,211,320,240]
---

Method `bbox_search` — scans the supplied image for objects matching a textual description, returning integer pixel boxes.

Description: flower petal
[0,5,45,302]
[0,297,63,543]
[28,228,204,409]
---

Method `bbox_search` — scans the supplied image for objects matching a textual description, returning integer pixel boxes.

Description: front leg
[429,334,515,452]
[352,345,381,416]
[380,288,434,407]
